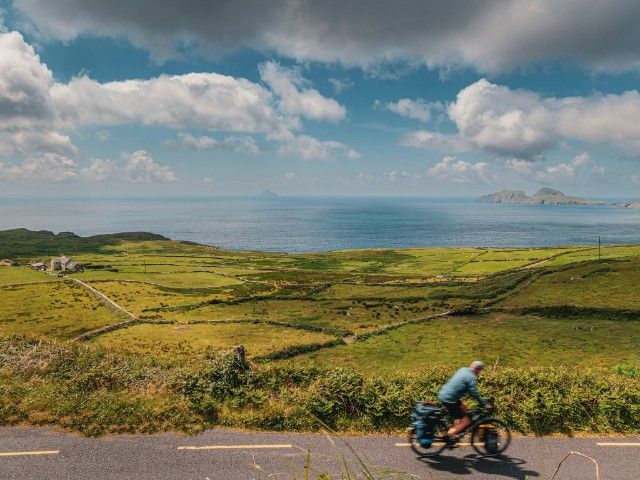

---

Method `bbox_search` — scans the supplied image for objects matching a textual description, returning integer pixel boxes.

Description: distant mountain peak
[257,189,279,198]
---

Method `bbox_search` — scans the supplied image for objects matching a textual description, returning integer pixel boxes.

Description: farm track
[61,276,138,323]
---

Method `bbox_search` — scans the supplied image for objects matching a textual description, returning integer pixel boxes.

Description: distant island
[256,189,279,198]
[477,187,606,206]
[614,201,640,209]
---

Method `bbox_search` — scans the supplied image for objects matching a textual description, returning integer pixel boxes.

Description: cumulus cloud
[122,150,177,183]
[405,79,640,159]
[52,72,287,134]
[0,31,76,158]
[80,158,116,182]
[400,130,472,153]
[506,152,604,184]
[259,62,346,122]
[164,132,261,155]
[165,133,218,151]
[0,153,77,182]
[15,0,640,73]
[374,98,435,122]
[426,156,495,184]
[0,30,357,180]
[277,134,360,161]
[80,152,177,183]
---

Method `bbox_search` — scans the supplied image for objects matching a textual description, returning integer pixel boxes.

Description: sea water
[0,196,638,253]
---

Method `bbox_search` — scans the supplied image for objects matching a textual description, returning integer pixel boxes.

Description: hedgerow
[0,335,638,436]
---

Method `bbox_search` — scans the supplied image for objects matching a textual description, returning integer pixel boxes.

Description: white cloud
[80,158,117,182]
[0,30,358,179]
[16,1,640,73]
[52,72,287,134]
[0,31,76,158]
[426,156,494,184]
[122,150,177,183]
[400,130,472,153]
[220,136,261,155]
[374,98,434,122]
[0,153,77,182]
[406,79,640,159]
[506,152,604,184]
[164,132,261,155]
[328,78,353,94]
[259,62,346,122]
[165,132,218,151]
[277,134,360,161]
[383,170,413,183]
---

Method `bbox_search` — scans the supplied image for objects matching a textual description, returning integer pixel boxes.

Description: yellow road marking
[178,444,293,451]
[0,450,60,457]
[596,442,640,447]
[396,442,472,447]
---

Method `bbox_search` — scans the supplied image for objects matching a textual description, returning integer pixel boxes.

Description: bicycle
[408,400,512,458]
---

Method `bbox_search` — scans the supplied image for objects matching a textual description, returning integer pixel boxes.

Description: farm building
[50,256,83,272]
[30,261,46,271]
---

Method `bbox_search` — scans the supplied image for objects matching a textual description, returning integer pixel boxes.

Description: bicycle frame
[432,408,493,443]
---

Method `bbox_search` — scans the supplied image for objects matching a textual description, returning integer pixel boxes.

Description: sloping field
[499,257,640,309]
[74,270,242,288]
[92,322,336,360]
[0,281,117,339]
[298,311,640,375]
[0,266,60,286]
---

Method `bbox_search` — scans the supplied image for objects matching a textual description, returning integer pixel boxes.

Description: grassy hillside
[1,228,639,435]
[0,228,168,259]
[299,311,640,375]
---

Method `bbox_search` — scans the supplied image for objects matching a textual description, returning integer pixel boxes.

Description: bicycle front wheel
[470,418,511,457]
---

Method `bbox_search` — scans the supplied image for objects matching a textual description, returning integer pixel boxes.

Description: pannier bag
[412,401,442,447]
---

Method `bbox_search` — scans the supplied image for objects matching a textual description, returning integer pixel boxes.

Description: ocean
[0,196,639,253]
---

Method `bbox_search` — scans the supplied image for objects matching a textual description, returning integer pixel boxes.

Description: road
[0,427,637,479]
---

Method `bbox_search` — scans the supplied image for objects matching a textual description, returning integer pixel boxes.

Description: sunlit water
[1,196,638,252]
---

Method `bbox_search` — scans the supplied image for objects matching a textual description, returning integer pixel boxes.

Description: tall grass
[0,335,637,437]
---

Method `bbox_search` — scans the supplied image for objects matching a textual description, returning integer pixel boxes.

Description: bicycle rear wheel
[470,418,511,457]
[408,422,449,457]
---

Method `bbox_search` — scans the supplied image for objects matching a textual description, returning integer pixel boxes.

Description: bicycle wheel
[408,422,449,457]
[470,418,511,457]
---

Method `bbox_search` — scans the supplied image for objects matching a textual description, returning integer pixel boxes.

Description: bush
[0,335,638,436]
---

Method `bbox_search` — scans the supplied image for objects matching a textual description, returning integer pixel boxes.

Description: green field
[92,322,335,359]
[0,281,118,339]
[299,311,640,375]
[1,228,639,435]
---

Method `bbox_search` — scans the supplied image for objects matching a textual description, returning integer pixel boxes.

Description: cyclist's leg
[446,402,469,436]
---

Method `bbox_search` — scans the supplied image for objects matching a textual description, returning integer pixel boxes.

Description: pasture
[2,231,640,365]
[1,229,640,435]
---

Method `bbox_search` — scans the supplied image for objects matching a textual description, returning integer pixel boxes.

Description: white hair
[470,360,485,370]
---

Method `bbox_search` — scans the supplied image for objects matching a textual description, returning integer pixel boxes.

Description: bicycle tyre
[470,418,511,457]
[408,425,448,457]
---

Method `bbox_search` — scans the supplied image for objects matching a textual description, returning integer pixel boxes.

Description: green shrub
[0,335,638,436]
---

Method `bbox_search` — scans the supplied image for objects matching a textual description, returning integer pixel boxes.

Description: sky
[1,0,640,197]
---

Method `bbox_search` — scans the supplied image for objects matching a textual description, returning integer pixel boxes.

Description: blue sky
[1,0,640,197]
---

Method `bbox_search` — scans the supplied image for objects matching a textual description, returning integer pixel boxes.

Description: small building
[50,256,83,272]
[30,261,46,271]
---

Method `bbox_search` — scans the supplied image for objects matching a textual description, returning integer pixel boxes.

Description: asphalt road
[0,427,638,479]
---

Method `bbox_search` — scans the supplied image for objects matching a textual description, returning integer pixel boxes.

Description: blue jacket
[438,367,484,405]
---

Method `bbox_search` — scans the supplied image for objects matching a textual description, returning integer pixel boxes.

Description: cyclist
[437,361,491,441]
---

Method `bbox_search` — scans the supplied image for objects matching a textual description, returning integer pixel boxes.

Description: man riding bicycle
[438,361,491,441]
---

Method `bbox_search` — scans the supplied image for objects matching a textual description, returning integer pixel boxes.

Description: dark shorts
[443,401,466,419]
